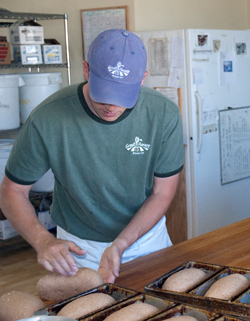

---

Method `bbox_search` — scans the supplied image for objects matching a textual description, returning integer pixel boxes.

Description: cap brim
[88,70,141,108]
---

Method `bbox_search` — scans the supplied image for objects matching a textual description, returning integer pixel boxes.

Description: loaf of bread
[162,315,198,321]
[162,316,198,321]
[204,273,250,300]
[162,268,207,292]
[103,302,159,321]
[0,291,45,321]
[57,293,115,318]
[36,267,104,301]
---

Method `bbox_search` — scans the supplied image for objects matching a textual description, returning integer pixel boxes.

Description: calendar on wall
[80,6,129,61]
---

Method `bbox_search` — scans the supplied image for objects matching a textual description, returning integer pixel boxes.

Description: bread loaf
[0,291,45,321]
[103,302,159,321]
[36,267,103,301]
[57,293,115,318]
[162,268,207,292]
[204,273,250,300]
[162,315,198,321]
[162,316,198,321]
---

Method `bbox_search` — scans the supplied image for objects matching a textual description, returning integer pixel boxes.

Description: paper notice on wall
[155,87,179,106]
[168,68,181,88]
[171,36,183,68]
[192,67,203,85]
[148,37,169,75]
[220,51,236,86]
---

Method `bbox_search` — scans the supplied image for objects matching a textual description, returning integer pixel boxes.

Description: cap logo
[107,62,130,79]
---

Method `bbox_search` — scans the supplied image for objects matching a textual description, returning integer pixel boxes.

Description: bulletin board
[219,106,250,185]
[80,6,129,61]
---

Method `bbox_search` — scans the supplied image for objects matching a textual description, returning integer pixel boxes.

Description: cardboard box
[10,20,44,45]
[43,39,62,64]
[0,219,19,240]
[0,42,11,65]
[13,44,43,65]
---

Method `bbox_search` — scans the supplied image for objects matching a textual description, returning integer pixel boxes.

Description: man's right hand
[36,237,86,276]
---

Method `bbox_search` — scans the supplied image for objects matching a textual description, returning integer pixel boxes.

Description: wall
[1,0,249,86]
[134,0,248,31]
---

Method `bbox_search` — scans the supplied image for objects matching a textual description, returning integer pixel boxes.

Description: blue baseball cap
[87,29,147,108]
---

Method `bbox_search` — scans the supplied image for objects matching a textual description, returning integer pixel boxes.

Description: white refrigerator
[135,29,250,239]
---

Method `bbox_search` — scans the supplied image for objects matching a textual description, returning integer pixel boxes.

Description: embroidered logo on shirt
[108,62,130,79]
[125,136,150,155]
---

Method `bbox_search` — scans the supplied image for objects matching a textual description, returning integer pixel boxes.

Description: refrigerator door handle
[195,91,203,153]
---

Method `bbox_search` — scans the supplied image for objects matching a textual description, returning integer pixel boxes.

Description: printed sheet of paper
[148,38,169,76]
[168,68,181,88]
[171,36,183,68]
[82,9,126,60]
[155,87,179,106]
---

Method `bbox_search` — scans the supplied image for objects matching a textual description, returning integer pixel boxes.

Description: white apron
[57,216,172,270]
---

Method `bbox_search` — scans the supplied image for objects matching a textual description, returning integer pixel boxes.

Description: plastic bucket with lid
[0,74,25,130]
[0,139,54,192]
[19,72,62,124]
[0,139,15,185]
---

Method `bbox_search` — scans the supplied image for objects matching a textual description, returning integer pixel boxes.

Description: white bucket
[19,72,62,124]
[0,139,54,192]
[0,139,15,185]
[0,75,25,130]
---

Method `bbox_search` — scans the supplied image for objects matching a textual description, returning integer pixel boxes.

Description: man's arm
[98,172,180,282]
[0,175,86,275]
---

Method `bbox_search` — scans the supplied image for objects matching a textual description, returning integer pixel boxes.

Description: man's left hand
[98,244,121,283]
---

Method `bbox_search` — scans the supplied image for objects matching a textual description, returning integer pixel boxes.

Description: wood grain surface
[1,218,250,305]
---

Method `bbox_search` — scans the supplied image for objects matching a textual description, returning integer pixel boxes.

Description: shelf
[0,8,71,84]
[0,62,68,69]
[0,8,66,22]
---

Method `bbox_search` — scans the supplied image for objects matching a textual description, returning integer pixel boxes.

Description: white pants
[57,216,172,271]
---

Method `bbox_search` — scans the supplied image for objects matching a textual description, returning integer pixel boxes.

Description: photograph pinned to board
[220,51,236,86]
[236,42,247,55]
[148,37,169,76]
[80,6,128,60]
[193,32,213,54]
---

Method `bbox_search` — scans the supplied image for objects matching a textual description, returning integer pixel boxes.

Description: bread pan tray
[146,303,220,321]
[37,283,139,317]
[144,260,224,309]
[78,292,176,321]
[188,266,250,318]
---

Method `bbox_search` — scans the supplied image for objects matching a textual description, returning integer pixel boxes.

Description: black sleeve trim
[154,164,184,178]
[5,168,37,185]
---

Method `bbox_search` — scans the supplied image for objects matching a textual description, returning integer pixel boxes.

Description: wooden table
[1,217,250,300]
[116,217,250,292]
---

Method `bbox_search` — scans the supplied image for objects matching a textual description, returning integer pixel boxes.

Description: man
[0,29,183,283]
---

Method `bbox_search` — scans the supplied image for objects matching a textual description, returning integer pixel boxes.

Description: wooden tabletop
[115,217,250,292]
[1,217,250,300]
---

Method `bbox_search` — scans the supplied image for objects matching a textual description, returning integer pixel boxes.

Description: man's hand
[36,237,86,276]
[98,244,121,283]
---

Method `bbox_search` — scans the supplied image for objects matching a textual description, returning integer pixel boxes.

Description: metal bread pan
[189,266,250,317]
[144,261,224,309]
[145,303,220,321]
[79,293,176,321]
[145,261,224,294]
[37,283,139,316]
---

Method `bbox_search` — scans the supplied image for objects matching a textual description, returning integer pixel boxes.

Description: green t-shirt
[6,82,184,242]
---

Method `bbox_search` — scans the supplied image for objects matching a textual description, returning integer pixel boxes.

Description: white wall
[134,0,248,31]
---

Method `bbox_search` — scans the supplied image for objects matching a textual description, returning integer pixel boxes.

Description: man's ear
[83,61,90,81]
[141,71,148,86]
